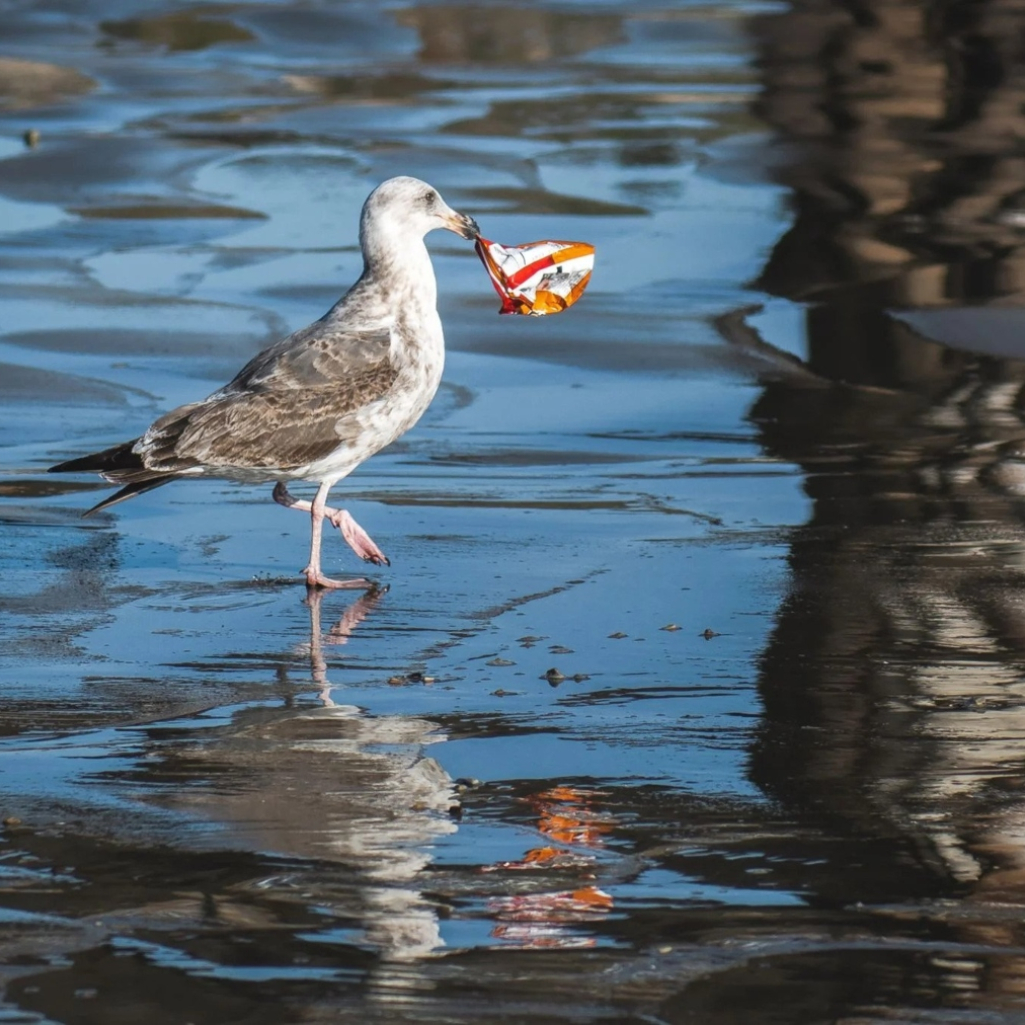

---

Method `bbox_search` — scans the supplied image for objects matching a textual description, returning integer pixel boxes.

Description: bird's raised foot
[303,567,376,590]
[328,509,391,567]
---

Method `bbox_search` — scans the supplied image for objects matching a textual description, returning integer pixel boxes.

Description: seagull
[49,176,479,589]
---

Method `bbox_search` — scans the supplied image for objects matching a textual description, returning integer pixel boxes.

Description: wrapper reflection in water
[482,786,614,948]
[475,237,595,316]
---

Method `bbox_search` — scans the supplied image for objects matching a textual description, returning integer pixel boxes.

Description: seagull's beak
[443,208,480,240]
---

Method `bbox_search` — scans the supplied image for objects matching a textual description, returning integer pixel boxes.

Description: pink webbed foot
[303,567,376,591]
[328,509,390,567]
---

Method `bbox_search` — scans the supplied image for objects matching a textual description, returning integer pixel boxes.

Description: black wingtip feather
[83,476,179,517]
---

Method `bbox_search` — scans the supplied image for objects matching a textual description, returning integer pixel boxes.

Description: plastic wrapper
[474,237,595,316]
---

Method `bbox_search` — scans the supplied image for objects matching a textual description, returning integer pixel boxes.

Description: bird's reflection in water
[159,587,457,963]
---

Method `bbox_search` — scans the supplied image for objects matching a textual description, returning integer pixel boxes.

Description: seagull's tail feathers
[49,439,181,516]
[49,439,143,477]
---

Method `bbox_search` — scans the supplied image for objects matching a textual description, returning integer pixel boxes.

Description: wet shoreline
[6,0,1025,1021]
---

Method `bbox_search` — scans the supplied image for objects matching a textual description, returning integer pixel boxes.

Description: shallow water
[5,0,1025,1021]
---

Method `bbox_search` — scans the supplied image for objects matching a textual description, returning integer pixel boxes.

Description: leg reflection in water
[303,585,387,706]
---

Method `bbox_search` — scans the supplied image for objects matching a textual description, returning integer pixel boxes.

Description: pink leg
[273,482,386,589]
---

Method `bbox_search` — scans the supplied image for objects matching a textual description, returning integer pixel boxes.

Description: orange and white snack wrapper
[475,237,595,316]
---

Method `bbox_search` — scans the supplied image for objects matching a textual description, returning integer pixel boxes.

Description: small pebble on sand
[388,672,435,685]
[517,635,544,647]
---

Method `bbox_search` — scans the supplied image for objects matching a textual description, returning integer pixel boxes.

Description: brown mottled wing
[174,360,398,469]
[223,317,392,393]
[137,323,396,473]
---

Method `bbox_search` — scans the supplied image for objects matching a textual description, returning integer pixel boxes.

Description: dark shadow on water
[677,0,1025,1013]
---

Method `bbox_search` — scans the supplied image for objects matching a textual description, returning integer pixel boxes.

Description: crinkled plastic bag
[475,237,595,316]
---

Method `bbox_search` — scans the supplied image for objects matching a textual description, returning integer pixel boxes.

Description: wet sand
[5,0,1025,1021]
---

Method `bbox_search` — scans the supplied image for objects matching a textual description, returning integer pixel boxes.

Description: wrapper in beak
[475,237,595,316]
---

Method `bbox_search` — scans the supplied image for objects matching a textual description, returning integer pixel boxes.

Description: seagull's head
[361,176,479,249]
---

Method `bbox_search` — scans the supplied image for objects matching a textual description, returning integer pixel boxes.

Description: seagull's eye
[422,191,437,208]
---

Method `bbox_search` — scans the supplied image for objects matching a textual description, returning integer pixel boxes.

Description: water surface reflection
[7,0,1025,1020]
[703,0,1025,1014]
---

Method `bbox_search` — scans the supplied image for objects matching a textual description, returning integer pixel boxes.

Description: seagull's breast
[294,310,445,485]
